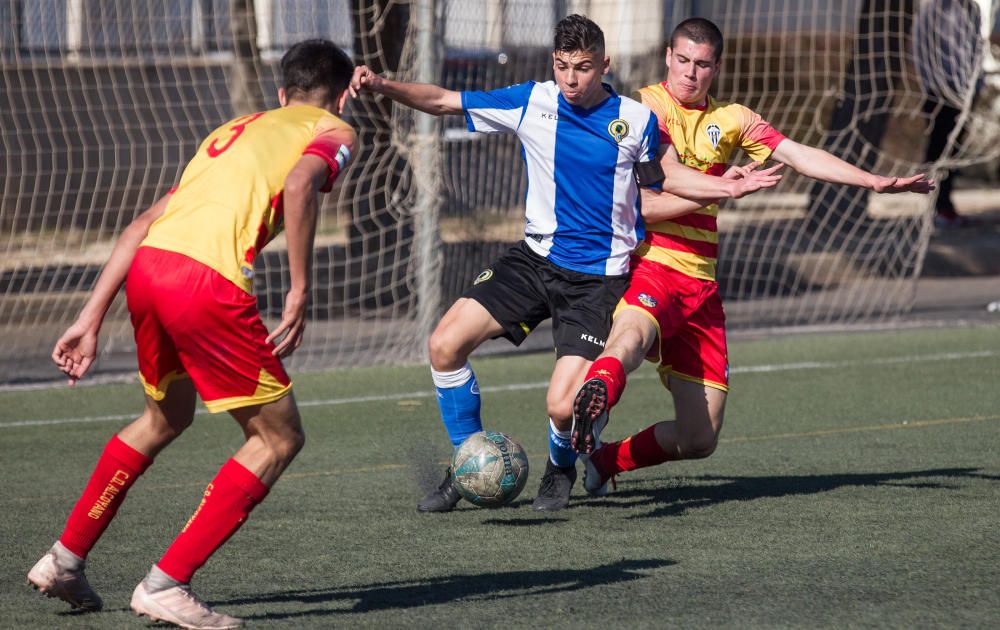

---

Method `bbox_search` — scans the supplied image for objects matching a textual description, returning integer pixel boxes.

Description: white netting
[435,0,1000,330]
[1,0,998,383]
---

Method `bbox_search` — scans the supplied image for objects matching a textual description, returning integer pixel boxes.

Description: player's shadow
[479,516,569,526]
[222,558,673,620]
[586,467,999,519]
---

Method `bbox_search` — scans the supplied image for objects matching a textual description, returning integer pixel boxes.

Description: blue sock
[431,363,482,448]
[548,418,577,468]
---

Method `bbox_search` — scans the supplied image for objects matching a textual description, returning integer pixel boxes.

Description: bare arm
[657,145,782,201]
[640,186,716,223]
[772,138,934,193]
[350,65,463,116]
[640,162,766,223]
[52,193,171,383]
[642,147,783,222]
[265,152,335,358]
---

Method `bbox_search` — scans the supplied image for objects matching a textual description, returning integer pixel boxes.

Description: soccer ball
[451,431,529,507]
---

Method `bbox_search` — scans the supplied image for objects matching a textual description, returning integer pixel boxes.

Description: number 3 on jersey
[206,112,266,157]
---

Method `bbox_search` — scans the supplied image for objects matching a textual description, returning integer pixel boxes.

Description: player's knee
[679,430,719,459]
[686,436,718,459]
[259,423,304,467]
[251,402,305,464]
[165,415,194,440]
[427,330,465,371]
[545,396,574,426]
[143,408,193,442]
[273,410,306,463]
[278,425,306,462]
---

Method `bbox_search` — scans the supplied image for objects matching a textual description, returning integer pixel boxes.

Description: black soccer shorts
[462,241,629,360]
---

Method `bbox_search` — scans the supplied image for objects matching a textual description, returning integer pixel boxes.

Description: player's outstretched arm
[350,65,463,116]
[640,161,766,223]
[771,139,935,194]
[52,193,171,384]
[656,146,783,201]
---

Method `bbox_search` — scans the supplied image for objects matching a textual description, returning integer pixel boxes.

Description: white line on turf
[2,349,996,429]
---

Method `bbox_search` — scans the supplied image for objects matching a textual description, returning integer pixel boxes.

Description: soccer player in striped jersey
[572,18,934,494]
[351,14,780,512]
[28,40,356,629]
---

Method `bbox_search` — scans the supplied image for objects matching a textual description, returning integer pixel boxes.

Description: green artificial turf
[2,324,998,628]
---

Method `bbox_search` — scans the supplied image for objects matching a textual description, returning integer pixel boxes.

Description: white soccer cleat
[130,581,243,629]
[580,453,610,497]
[27,544,103,612]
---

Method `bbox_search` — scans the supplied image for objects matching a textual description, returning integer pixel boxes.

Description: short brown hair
[670,18,724,61]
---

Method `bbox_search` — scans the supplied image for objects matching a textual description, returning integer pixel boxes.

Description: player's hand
[349,65,384,98]
[870,173,935,194]
[730,162,784,198]
[267,289,309,358]
[51,321,99,386]
[722,161,762,180]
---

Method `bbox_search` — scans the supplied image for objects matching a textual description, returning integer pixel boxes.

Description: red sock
[157,459,269,583]
[593,424,672,476]
[59,435,153,558]
[585,356,627,407]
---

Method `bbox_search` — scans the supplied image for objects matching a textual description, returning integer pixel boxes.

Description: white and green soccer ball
[451,431,529,507]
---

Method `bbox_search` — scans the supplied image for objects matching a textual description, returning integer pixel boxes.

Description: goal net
[1,0,998,384]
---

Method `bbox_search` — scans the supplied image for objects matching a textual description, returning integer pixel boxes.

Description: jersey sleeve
[737,105,785,162]
[303,117,357,193]
[461,81,535,134]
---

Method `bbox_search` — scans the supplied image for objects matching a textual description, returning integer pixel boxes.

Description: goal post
[1,0,998,384]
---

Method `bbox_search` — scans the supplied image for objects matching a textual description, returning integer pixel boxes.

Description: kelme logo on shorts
[474,269,494,285]
[608,118,630,143]
[706,123,722,149]
[638,292,657,308]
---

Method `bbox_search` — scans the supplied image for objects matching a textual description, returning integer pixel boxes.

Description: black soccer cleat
[417,467,463,513]
[572,378,610,454]
[531,459,577,512]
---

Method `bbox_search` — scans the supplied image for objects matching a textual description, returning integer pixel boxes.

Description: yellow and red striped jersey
[141,105,355,293]
[636,82,784,281]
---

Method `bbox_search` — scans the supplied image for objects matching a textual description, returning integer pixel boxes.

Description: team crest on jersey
[474,269,494,285]
[240,264,254,279]
[607,118,630,143]
[706,123,722,149]
[638,292,657,308]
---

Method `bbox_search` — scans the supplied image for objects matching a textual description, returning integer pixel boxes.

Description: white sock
[52,541,85,570]
[431,362,474,389]
[144,564,185,592]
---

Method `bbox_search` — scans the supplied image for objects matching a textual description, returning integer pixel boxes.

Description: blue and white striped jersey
[462,81,660,276]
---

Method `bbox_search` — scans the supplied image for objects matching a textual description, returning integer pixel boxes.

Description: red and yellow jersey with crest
[636,82,785,281]
[141,105,355,293]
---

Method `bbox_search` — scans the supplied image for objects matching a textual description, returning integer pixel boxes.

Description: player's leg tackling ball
[451,431,529,507]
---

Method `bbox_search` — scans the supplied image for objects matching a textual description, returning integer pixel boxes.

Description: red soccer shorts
[126,247,292,412]
[615,256,729,392]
